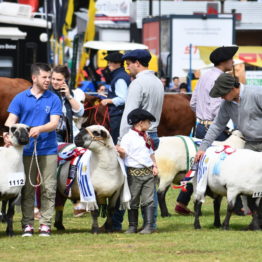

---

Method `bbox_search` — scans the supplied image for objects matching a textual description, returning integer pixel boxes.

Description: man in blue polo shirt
[4,63,62,237]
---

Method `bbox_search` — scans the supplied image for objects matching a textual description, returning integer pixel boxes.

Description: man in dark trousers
[175,46,240,215]
[101,52,131,144]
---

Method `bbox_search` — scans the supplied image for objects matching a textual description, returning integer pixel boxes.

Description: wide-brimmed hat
[209,73,238,98]
[127,108,156,125]
[209,46,239,64]
[122,49,151,64]
[104,52,123,63]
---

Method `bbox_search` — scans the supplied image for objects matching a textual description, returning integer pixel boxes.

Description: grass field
[0,189,261,262]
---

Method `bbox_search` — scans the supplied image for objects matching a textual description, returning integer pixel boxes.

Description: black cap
[122,49,151,64]
[127,108,156,125]
[104,52,123,63]
[209,73,238,98]
[209,46,239,64]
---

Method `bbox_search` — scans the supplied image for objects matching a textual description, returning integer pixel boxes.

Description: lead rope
[28,139,43,188]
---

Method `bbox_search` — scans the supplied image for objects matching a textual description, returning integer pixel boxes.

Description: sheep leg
[157,186,171,217]
[91,209,100,234]
[245,196,260,231]
[0,200,7,223]
[222,204,234,230]
[54,191,67,230]
[101,190,121,233]
[6,199,15,237]
[213,196,222,228]
[194,200,202,229]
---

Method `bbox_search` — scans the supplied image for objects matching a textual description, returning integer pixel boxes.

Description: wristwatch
[67,95,73,100]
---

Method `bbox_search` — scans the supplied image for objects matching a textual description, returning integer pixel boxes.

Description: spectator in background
[169,76,180,92]
[96,84,107,100]
[179,83,188,94]
[160,76,169,91]
[100,52,130,145]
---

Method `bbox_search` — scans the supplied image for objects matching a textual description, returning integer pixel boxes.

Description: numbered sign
[7,172,25,188]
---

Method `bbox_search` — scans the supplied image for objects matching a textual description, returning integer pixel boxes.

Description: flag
[76,0,96,85]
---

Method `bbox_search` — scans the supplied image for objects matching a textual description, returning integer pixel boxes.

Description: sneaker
[73,209,87,218]
[175,204,194,216]
[39,224,51,237]
[22,225,34,237]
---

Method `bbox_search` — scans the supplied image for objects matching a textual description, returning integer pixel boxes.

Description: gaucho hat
[104,52,123,63]
[127,108,156,125]
[209,46,239,64]
[209,73,239,98]
[122,49,152,64]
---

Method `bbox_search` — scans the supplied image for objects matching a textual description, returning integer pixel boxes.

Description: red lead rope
[84,103,110,126]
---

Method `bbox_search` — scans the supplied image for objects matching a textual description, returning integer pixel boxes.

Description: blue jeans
[112,131,160,231]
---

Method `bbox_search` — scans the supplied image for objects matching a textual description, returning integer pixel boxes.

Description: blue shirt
[8,88,62,156]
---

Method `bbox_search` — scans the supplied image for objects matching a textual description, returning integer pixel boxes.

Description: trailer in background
[143,14,236,84]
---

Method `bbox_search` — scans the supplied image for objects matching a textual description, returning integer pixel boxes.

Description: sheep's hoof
[161,213,171,218]
[194,224,201,230]
[6,230,14,237]
[91,227,99,234]
[214,222,221,228]
[54,222,65,231]
[221,224,229,230]
[243,223,260,231]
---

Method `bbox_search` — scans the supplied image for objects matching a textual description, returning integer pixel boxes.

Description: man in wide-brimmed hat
[175,46,239,216]
[100,52,131,145]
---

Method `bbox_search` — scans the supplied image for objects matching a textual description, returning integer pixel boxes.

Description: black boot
[125,209,138,234]
[139,205,154,234]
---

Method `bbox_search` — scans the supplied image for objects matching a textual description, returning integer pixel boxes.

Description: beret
[209,46,239,64]
[127,108,156,125]
[209,73,238,98]
[122,49,151,64]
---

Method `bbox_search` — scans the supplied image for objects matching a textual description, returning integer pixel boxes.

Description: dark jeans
[109,115,122,145]
[176,123,229,206]
[112,131,160,230]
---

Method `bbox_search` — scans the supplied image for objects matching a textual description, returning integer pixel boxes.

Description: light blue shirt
[112,79,128,107]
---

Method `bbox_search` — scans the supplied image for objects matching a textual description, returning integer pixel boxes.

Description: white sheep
[194,144,262,230]
[0,124,29,236]
[155,130,245,217]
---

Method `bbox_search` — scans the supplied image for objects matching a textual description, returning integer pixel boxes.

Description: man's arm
[29,115,60,138]
[118,82,142,142]
[4,113,19,146]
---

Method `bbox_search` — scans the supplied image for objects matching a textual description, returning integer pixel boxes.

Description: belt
[128,167,153,176]
[198,120,213,126]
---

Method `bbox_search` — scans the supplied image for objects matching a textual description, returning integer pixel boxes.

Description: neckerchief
[132,128,154,150]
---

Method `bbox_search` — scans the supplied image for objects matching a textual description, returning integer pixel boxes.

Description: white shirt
[120,129,154,168]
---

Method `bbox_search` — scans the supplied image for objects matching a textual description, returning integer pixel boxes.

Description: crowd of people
[3,44,261,237]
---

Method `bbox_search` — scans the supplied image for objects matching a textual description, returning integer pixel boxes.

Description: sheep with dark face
[0,124,29,236]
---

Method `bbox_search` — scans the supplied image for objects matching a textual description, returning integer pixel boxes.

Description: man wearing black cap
[175,46,239,215]
[101,51,131,144]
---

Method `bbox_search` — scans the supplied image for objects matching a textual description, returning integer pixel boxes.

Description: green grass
[0,189,261,262]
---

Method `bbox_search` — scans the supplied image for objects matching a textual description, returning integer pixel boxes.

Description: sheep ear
[100,130,108,139]
[0,126,9,133]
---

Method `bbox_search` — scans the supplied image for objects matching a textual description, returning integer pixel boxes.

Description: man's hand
[194,150,205,162]
[3,132,12,147]
[101,99,112,106]
[29,127,41,138]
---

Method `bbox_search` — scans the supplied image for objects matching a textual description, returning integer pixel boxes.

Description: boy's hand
[152,166,158,176]
[3,132,12,147]
[116,145,126,158]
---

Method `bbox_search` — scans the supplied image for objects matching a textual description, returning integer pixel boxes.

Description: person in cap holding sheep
[196,72,262,161]
[117,108,158,234]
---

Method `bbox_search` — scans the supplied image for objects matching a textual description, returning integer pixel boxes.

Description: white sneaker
[22,225,34,237]
[39,224,51,237]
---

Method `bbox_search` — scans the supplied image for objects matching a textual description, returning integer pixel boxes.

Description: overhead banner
[198,46,262,67]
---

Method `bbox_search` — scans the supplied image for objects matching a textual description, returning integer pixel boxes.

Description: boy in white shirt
[117,108,158,234]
